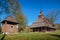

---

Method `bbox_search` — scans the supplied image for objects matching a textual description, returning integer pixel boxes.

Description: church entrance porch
[30,27,55,32]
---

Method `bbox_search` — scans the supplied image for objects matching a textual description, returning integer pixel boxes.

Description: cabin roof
[30,18,55,28]
[1,16,19,24]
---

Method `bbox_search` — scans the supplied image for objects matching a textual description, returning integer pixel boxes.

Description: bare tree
[46,10,60,25]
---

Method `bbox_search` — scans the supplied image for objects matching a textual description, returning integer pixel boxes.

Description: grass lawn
[0,30,60,40]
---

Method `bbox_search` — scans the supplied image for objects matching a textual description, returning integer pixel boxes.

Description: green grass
[0,30,60,40]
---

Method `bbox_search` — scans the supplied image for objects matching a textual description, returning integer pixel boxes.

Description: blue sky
[19,0,60,26]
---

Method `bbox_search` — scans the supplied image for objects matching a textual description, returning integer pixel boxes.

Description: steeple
[40,9,43,16]
[38,9,44,19]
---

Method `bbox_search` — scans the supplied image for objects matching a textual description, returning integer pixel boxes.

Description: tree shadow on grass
[48,34,60,38]
[0,34,6,40]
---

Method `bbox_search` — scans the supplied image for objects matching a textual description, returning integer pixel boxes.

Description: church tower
[38,10,44,19]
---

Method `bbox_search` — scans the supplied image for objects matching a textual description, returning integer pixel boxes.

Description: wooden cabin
[1,16,19,34]
[30,10,56,32]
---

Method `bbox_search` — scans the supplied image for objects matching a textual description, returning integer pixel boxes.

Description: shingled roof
[30,10,55,29]
[1,16,19,24]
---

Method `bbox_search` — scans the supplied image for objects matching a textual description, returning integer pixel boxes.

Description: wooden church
[1,16,19,34]
[30,10,56,32]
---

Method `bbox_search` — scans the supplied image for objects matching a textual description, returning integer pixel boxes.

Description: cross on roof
[40,9,43,16]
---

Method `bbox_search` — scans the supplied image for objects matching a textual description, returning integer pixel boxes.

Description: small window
[11,26,13,28]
